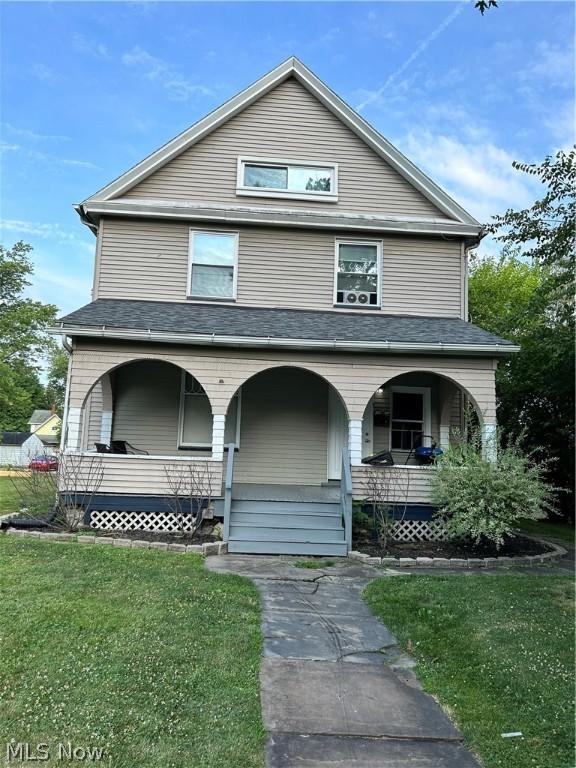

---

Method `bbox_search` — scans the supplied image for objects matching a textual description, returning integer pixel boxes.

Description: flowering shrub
[430,431,555,546]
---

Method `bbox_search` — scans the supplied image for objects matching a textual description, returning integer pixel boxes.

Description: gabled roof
[54,298,518,356]
[28,409,53,425]
[1,431,34,446]
[80,57,479,227]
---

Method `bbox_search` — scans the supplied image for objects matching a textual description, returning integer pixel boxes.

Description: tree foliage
[45,347,69,414]
[471,149,575,518]
[475,0,498,15]
[0,242,59,431]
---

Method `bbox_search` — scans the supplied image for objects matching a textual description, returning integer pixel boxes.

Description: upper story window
[334,239,381,308]
[188,230,238,300]
[237,156,338,202]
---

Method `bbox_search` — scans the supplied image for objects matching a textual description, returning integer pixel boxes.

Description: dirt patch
[353,534,555,559]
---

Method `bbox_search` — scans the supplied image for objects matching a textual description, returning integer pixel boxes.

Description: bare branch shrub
[364,466,411,553]
[57,453,104,531]
[164,461,216,539]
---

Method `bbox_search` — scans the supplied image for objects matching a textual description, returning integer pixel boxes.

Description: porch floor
[232,483,340,504]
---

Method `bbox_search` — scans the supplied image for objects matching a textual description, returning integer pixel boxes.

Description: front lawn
[517,517,574,545]
[0,475,22,515]
[0,537,264,767]
[365,575,574,768]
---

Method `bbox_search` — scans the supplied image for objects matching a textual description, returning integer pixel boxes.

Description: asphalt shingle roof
[58,299,515,349]
[1,432,33,446]
[28,410,53,425]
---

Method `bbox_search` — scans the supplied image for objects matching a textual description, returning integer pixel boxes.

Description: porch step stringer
[226,498,347,556]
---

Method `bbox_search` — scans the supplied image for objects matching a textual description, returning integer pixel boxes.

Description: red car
[29,455,58,472]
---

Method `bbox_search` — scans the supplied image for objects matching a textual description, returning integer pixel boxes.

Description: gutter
[48,324,520,357]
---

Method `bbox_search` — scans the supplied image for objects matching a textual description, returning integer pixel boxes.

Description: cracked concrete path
[206,555,480,767]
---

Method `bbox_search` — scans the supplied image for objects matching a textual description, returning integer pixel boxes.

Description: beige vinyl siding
[121,77,445,219]
[352,465,433,503]
[84,381,103,450]
[97,218,463,317]
[73,455,222,496]
[234,367,328,485]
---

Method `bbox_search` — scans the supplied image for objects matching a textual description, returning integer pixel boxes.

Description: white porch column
[65,406,82,451]
[100,411,113,445]
[439,425,451,451]
[349,419,363,467]
[212,414,226,461]
[482,423,497,463]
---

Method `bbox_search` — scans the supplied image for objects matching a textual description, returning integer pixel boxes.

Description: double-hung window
[237,157,337,201]
[335,240,381,307]
[389,387,431,451]
[188,230,238,300]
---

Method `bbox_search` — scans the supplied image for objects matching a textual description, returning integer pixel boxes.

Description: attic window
[237,156,338,202]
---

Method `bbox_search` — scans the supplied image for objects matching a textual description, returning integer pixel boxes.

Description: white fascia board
[80,56,479,227]
[82,199,482,238]
[49,325,520,356]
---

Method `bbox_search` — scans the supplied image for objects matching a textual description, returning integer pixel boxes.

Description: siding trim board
[79,57,479,227]
[80,199,481,239]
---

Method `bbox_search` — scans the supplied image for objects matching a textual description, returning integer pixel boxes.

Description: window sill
[236,188,338,204]
[333,303,381,311]
[187,296,236,303]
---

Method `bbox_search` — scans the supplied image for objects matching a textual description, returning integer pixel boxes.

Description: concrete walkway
[206,555,480,767]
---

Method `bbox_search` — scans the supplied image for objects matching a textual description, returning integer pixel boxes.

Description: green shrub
[430,432,555,546]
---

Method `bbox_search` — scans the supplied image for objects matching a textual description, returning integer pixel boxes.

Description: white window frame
[333,238,382,309]
[187,228,239,301]
[178,372,213,449]
[177,373,243,450]
[389,386,432,451]
[236,156,338,202]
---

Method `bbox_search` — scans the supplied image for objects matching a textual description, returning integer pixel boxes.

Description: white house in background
[0,432,44,467]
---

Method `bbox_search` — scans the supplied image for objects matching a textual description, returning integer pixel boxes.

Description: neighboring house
[51,58,517,554]
[28,410,62,448]
[0,432,44,467]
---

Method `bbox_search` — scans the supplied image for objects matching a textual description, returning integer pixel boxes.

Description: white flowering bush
[430,431,555,546]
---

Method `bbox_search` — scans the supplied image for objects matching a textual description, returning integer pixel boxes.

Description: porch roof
[54,299,517,355]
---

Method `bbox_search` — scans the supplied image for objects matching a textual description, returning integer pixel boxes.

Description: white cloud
[0,219,95,257]
[121,46,213,101]
[0,140,20,153]
[72,34,110,60]
[521,41,575,87]
[397,130,543,223]
[3,123,70,142]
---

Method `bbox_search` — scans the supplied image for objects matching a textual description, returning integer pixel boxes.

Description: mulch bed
[12,522,220,545]
[353,534,555,559]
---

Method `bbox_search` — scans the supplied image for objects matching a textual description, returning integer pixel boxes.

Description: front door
[327,389,348,479]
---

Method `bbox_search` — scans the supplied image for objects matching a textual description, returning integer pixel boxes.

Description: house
[28,410,62,448]
[51,57,517,554]
[0,432,44,467]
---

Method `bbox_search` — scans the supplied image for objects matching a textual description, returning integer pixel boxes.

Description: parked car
[29,454,58,472]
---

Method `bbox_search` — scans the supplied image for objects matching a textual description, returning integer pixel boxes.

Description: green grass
[517,517,574,544]
[0,537,264,767]
[365,575,574,768]
[0,476,22,515]
[294,559,336,570]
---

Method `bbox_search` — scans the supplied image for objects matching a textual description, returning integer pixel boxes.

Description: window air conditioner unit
[343,290,376,306]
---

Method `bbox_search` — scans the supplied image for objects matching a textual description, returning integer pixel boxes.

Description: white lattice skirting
[392,520,447,542]
[90,509,198,533]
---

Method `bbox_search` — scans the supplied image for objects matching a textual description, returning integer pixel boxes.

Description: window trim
[389,386,432,451]
[333,238,382,309]
[236,156,338,202]
[178,371,213,449]
[187,228,239,301]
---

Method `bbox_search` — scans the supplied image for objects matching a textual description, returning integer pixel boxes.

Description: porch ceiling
[54,298,517,355]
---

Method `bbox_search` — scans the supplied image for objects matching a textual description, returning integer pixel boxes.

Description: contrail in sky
[356,1,469,112]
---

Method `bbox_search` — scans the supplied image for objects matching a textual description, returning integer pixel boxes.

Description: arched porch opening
[359,370,485,466]
[223,365,350,486]
[71,358,223,457]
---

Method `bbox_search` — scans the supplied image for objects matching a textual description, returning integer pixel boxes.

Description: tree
[0,242,58,430]
[475,0,498,14]
[470,149,576,518]
[45,347,69,414]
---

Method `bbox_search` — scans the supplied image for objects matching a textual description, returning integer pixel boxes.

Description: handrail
[340,446,353,551]
[223,444,236,542]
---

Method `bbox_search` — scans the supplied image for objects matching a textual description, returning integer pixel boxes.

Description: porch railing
[340,446,353,551]
[223,444,236,543]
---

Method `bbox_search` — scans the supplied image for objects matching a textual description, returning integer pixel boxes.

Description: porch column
[349,419,363,467]
[482,423,497,463]
[65,406,82,451]
[100,411,113,444]
[439,425,451,451]
[212,414,225,461]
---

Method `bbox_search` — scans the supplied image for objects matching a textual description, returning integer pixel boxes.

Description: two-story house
[52,58,517,555]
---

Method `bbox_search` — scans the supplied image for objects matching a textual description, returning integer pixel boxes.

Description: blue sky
[1,1,574,317]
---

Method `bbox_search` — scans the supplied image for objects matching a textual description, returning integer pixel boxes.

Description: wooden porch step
[228,540,348,556]
[229,524,345,543]
[230,499,340,514]
[231,511,342,529]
